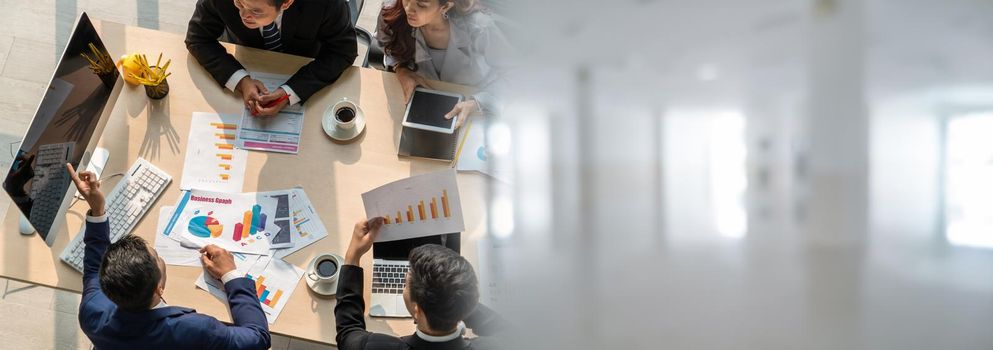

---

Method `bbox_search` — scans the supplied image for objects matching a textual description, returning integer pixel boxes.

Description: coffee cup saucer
[306,272,338,296]
[322,104,366,143]
[305,253,343,297]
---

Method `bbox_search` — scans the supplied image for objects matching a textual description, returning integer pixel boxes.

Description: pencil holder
[144,74,169,99]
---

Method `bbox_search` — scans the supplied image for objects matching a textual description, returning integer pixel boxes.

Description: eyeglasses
[233,0,266,17]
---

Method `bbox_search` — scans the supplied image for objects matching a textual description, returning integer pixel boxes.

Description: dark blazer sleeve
[78,218,118,337]
[81,219,110,298]
[284,0,358,103]
[217,277,272,349]
[186,0,247,87]
[334,264,373,348]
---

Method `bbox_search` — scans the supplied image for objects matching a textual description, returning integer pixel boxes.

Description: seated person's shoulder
[365,332,412,350]
[463,11,498,33]
[165,313,230,344]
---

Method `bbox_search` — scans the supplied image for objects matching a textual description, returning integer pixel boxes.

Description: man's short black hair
[99,235,161,312]
[408,244,479,331]
[269,0,286,9]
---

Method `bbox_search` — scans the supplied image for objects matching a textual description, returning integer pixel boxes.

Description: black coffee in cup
[316,258,339,278]
[335,107,356,123]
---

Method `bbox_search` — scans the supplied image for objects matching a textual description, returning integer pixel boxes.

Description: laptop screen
[373,233,461,261]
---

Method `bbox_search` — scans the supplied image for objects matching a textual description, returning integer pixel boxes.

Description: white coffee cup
[331,98,358,130]
[307,253,343,284]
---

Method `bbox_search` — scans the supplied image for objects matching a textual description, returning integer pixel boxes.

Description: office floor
[0,0,383,348]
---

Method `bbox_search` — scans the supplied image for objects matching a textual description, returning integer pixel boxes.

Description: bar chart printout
[362,169,465,242]
[244,256,305,324]
[181,112,248,192]
[194,255,302,324]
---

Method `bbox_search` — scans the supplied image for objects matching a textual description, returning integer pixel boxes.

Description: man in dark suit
[67,164,271,350]
[334,218,508,349]
[186,0,357,116]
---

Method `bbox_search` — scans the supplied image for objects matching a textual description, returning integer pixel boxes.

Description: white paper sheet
[454,121,512,183]
[245,256,304,324]
[362,170,465,242]
[197,255,304,324]
[236,72,305,154]
[180,113,248,193]
[272,188,330,259]
[163,190,277,255]
[194,253,261,303]
[154,206,202,267]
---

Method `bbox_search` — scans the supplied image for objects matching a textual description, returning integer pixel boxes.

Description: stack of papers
[236,72,306,154]
[154,187,328,324]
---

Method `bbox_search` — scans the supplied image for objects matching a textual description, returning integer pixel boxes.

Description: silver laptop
[369,233,461,317]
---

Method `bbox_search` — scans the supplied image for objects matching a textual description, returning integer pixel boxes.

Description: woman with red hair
[377,0,514,127]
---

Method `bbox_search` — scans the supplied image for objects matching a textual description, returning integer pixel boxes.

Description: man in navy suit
[66,163,271,350]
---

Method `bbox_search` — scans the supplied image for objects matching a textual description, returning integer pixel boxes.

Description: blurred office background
[486,0,993,349]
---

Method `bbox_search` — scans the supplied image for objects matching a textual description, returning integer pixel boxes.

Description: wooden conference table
[0,21,490,345]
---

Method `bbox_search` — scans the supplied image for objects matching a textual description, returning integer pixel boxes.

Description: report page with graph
[361,169,466,242]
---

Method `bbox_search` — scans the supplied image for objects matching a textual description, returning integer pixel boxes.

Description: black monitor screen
[2,13,119,242]
[373,233,461,261]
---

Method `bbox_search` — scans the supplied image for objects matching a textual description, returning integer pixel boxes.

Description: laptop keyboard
[372,263,410,294]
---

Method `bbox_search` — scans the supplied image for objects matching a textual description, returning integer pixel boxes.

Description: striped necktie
[262,22,283,52]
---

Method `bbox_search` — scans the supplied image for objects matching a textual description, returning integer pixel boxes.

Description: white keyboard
[60,158,171,273]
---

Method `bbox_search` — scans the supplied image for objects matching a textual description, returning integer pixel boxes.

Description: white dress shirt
[415,322,465,343]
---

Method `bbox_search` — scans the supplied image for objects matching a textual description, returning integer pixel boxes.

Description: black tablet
[402,87,464,134]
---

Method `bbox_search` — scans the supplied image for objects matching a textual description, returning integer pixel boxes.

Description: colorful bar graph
[266,290,283,306]
[293,216,310,226]
[233,223,244,242]
[247,274,284,307]
[217,153,233,160]
[211,122,238,130]
[442,190,450,218]
[215,143,234,150]
[215,133,236,140]
[407,206,414,222]
[418,201,426,221]
[241,210,253,239]
[249,205,261,235]
[430,198,438,219]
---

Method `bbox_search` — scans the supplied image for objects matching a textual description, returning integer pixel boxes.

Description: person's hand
[344,217,385,266]
[444,99,479,129]
[200,244,236,280]
[236,77,268,110]
[66,163,105,216]
[253,88,289,117]
[396,67,431,102]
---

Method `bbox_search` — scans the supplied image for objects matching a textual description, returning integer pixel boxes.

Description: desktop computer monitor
[2,12,122,246]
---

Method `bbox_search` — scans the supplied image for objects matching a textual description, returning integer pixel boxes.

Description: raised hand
[66,163,105,216]
[344,217,385,265]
